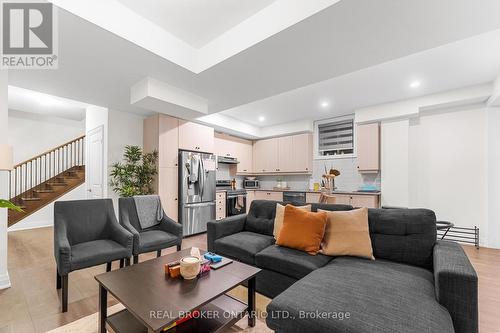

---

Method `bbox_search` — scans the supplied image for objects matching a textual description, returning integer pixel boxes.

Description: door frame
[86,125,105,199]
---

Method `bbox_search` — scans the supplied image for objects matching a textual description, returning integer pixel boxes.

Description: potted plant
[110,145,158,197]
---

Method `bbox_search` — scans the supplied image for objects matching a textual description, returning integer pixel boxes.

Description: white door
[87,126,104,199]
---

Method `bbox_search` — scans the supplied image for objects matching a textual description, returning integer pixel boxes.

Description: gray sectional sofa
[207,200,478,333]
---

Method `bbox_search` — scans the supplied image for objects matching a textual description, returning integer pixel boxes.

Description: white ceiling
[221,28,500,126]
[9,0,500,137]
[8,86,89,121]
[117,0,276,48]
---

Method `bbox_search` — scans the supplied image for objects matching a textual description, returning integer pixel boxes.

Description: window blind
[318,119,354,155]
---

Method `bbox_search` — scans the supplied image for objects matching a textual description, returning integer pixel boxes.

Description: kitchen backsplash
[217,157,380,191]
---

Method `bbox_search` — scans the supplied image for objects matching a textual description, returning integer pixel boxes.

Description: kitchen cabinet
[214,133,253,174]
[306,191,379,208]
[253,138,279,173]
[144,115,180,221]
[252,134,312,174]
[236,139,253,174]
[158,115,179,168]
[216,192,226,220]
[350,194,379,208]
[158,167,178,221]
[254,191,283,201]
[278,136,294,172]
[178,120,214,153]
[144,114,178,167]
[306,192,321,203]
[357,123,380,172]
[292,133,313,172]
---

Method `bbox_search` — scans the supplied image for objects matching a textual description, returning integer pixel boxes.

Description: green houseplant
[0,199,22,212]
[110,145,158,197]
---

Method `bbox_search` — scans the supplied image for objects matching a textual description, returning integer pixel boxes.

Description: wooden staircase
[8,136,86,227]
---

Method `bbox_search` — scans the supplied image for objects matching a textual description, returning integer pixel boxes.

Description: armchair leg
[176,244,181,251]
[61,274,68,313]
[106,262,112,272]
[56,270,62,290]
[156,250,161,258]
[133,255,139,264]
[119,259,124,268]
[125,257,131,266]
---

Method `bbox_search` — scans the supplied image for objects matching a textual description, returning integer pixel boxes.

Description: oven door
[226,194,247,216]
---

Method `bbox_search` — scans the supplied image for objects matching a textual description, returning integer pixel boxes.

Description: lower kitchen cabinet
[216,192,226,220]
[350,195,379,208]
[306,192,380,208]
[306,192,321,203]
[254,191,283,201]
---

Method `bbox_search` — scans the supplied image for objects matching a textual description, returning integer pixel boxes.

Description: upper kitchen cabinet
[253,133,313,174]
[356,123,380,172]
[214,133,253,174]
[291,133,313,172]
[144,114,179,168]
[253,138,279,173]
[178,120,214,153]
[278,136,294,172]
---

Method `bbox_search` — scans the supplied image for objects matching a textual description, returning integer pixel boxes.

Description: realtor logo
[1,1,58,69]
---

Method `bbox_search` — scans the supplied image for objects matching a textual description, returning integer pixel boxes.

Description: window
[316,116,355,158]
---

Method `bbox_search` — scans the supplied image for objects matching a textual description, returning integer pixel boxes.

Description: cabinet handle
[243,169,247,172]
[226,154,230,156]
[174,198,178,201]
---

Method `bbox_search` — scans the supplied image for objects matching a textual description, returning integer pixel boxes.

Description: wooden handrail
[12,135,85,169]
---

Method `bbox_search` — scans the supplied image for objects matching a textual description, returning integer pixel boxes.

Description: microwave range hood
[217,155,239,164]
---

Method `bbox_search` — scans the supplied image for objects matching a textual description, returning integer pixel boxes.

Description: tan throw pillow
[276,205,327,255]
[274,203,311,238]
[319,208,375,260]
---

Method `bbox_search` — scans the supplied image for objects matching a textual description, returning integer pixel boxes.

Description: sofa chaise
[207,200,477,333]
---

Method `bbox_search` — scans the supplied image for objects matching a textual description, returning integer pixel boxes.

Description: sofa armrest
[107,207,133,256]
[433,241,478,333]
[119,204,140,254]
[54,217,71,276]
[207,214,246,252]
[158,215,183,242]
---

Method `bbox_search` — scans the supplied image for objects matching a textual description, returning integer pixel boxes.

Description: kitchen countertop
[251,189,381,196]
[217,188,380,196]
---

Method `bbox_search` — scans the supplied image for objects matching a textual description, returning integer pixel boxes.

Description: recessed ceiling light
[320,101,330,108]
[409,81,421,88]
[258,116,265,122]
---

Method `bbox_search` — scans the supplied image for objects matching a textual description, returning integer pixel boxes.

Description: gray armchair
[119,196,182,264]
[54,199,133,312]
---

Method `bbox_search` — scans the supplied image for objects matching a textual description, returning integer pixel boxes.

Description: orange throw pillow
[276,205,327,255]
[273,203,311,239]
[319,208,374,260]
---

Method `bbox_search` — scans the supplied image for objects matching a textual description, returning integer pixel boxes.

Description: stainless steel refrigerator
[179,150,216,236]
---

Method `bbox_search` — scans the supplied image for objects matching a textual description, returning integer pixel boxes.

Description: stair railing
[9,135,86,204]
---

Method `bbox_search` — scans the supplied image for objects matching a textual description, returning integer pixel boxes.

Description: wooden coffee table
[95,248,260,333]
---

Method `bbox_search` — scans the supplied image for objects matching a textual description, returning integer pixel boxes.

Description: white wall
[381,119,410,208]
[0,70,10,289]
[107,109,144,207]
[8,110,84,164]
[408,107,488,241]
[8,185,86,232]
[85,105,109,198]
[487,107,500,248]
[356,85,493,246]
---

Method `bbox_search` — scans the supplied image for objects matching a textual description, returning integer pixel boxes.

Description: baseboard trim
[0,272,11,290]
[8,222,52,232]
